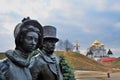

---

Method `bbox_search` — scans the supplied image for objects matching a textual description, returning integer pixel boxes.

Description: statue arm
[0,71,6,80]
[0,60,9,80]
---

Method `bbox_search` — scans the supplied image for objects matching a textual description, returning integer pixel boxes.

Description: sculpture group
[0,17,63,80]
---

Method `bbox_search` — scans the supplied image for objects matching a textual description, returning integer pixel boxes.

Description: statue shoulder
[5,50,14,57]
[0,50,13,73]
[30,52,42,64]
[28,49,42,60]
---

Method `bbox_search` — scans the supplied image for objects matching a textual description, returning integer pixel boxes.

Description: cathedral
[86,40,107,60]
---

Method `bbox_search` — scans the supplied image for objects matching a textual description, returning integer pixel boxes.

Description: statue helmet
[43,25,59,42]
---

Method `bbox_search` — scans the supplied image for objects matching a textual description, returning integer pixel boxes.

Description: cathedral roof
[99,43,104,47]
[91,43,96,47]
[91,40,105,47]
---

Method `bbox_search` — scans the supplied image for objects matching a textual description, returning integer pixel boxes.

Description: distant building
[86,40,107,60]
[73,40,80,53]
[99,57,116,63]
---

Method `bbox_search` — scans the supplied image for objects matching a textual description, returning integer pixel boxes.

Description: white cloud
[114,22,120,29]
[80,49,87,55]
[0,34,14,52]
[0,0,53,21]
[82,0,108,12]
[110,2,120,11]
[0,0,119,58]
[0,15,19,34]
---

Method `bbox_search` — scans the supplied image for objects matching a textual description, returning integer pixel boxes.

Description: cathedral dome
[93,40,100,45]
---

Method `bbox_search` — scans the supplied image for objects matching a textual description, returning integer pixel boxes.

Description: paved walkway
[110,72,120,80]
[75,70,120,80]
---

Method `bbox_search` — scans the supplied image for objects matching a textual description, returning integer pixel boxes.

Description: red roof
[99,57,116,62]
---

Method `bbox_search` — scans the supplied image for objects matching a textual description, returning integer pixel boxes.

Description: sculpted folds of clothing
[29,50,63,80]
[0,49,32,80]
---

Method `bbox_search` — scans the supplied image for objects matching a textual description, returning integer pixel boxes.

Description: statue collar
[41,50,59,63]
[6,49,30,67]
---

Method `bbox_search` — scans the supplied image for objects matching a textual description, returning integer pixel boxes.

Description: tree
[56,39,74,51]
[64,39,74,52]
[56,39,65,51]
[59,56,75,80]
[107,49,113,57]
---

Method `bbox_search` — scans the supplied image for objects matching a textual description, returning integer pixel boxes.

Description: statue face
[43,39,56,54]
[21,31,39,52]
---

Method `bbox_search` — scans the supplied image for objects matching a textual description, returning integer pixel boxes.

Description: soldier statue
[0,17,43,80]
[29,25,63,80]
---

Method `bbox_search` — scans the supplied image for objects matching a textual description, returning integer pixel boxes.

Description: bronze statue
[29,25,63,80]
[0,17,43,80]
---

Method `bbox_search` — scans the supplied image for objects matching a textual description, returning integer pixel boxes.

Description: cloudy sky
[0,0,120,57]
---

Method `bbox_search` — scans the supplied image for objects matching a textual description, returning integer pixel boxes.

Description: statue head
[43,25,59,54]
[14,17,43,52]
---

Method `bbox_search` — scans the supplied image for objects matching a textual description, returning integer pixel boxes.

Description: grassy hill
[0,53,6,59]
[111,57,120,69]
[55,51,111,71]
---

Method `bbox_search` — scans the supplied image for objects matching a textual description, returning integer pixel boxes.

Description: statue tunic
[29,50,63,80]
[0,49,32,80]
